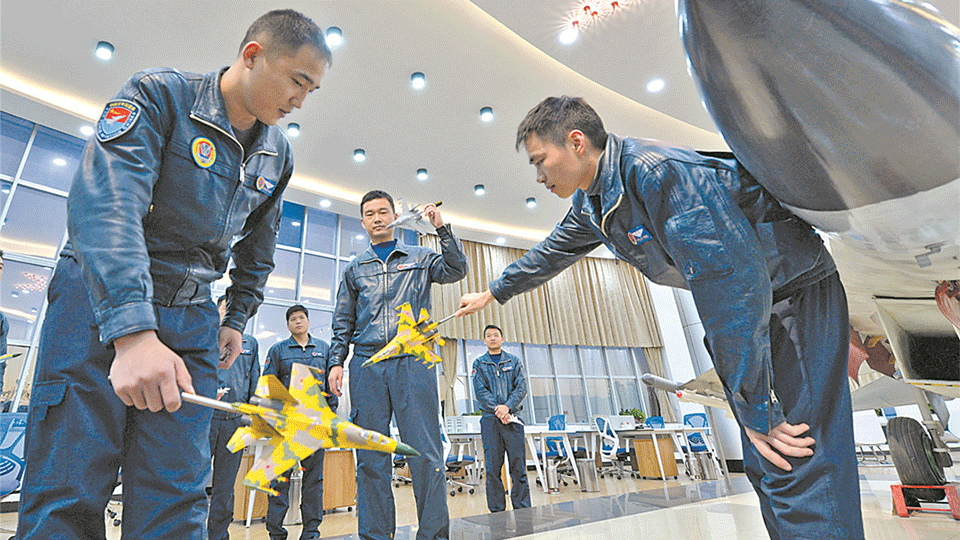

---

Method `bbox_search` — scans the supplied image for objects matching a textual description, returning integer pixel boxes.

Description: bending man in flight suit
[16,10,331,539]
[457,97,863,540]
[328,190,468,540]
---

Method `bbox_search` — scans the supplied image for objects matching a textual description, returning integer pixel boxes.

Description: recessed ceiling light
[325,27,343,48]
[526,197,537,208]
[479,107,494,122]
[474,184,486,196]
[355,234,364,240]
[646,78,666,93]
[95,41,114,60]
[353,149,366,162]
[410,72,426,90]
[80,125,94,137]
[52,158,67,167]
[291,220,301,227]
[416,168,428,181]
[1,186,10,194]
[320,199,332,208]
[286,123,301,138]
[495,237,506,244]
[559,24,579,45]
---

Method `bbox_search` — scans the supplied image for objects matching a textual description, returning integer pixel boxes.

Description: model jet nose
[395,441,421,457]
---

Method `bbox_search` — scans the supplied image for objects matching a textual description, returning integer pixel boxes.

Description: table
[523,426,589,492]
[614,425,723,481]
[447,432,484,486]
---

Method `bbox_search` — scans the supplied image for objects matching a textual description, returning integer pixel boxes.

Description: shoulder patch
[191,137,217,168]
[97,100,141,142]
[627,225,652,245]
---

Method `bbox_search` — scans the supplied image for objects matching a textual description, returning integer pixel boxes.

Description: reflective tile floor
[1,459,956,539]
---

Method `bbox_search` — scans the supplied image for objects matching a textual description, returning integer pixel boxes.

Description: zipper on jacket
[600,193,623,236]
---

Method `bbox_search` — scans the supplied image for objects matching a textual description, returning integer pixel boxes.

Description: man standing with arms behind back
[16,10,332,539]
[327,190,468,540]
[263,305,335,540]
[471,324,530,513]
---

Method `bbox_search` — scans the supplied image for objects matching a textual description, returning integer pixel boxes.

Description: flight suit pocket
[664,205,734,281]
[30,378,67,422]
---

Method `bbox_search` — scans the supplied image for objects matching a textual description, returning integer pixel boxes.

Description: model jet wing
[362,303,446,368]
[642,369,733,416]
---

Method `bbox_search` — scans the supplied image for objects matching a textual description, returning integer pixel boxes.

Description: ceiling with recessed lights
[2,0,955,252]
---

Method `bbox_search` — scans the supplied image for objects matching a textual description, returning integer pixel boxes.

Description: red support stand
[890,483,960,520]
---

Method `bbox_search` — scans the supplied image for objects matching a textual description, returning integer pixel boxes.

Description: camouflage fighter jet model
[182,363,419,495]
[361,303,455,369]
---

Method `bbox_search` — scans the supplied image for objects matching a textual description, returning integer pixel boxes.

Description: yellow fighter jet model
[361,303,453,369]
[182,363,419,495]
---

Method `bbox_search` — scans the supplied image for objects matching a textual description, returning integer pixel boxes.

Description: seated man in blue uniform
[457,97,863,540]
[208,296,261,540]
[471,324,530,513]
[16,10,332,540]
[327,190,468,540]
[263,304,335,540]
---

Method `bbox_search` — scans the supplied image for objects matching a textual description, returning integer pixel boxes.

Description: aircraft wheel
[457,486,463,492]
[888,417,946,502]
[450,490,456,497]
[469,488,475,494]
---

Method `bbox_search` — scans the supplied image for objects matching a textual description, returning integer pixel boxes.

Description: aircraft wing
[850,376,925,411]
[905,379,960,400]
[256,374,299,406]
[243,436,303,496]
[288,363,336,417]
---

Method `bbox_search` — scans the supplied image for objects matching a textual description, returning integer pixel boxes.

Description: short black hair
[216,295,227,308]
[515,96,607,152]
[360,190,395,215]
[286,304,309,321]
[483,324,503,338]
[241,9,332,67]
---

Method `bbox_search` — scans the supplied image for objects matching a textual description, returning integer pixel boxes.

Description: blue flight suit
[263,335,335,540]
[490,134,862,540]
[208,333,260,540]
[17,67,292,540]
[472,351,530,512]
[331,227,468,540]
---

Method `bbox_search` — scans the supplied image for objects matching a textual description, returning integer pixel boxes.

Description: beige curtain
[642,347,678,423]
[439,338,459,417]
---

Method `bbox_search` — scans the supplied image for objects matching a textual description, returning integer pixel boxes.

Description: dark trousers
[266,449,325,540]
[208,415,245,540]
[480,415,530,512]
[17,256,217,540]
[736,273,864,540]
[350,354,449,540]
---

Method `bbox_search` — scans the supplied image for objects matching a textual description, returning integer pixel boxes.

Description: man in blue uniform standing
[16,10,332,540]
[263,304,334,540]
[457,97,863,540]
[208,295,261,540]
[471,324,530,513]
[327,190,468,540]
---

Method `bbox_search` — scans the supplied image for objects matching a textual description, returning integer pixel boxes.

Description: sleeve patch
[97,99,141,142]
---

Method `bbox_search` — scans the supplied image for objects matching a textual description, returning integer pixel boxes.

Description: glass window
[277,202,304,249]
[300,253,335,306]
[606,348,635,377]
[585,378,614,418]
[552,345,580,375]
[557,378,589,423]
[19,126,85,193]
[252,303,293,357]
[0,186,66,259]
[263,249,298,301]
[1,112,33,178]
[305,207,337,255]
[579,346,607,377]
[453,376,470,415]
[1,180,11,216]
[524,344,552,376]
[400,228,418,246]
[613,379,643,413]
[0,259,53,343]
[464,339,486,369]
[339,216,367,259]
[528,377,559,424]
[307,308,333,343]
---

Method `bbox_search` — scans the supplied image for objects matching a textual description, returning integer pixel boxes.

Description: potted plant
[620,408,645,426]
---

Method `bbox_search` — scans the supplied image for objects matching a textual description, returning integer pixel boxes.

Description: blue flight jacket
[329,226,468,364]
[490,134,836,433]
[66,67,292,345]
[264,335,337,408]
[472,351,527,419]
[215,333,260,418]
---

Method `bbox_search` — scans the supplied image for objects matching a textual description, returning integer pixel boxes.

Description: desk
[448,432,483,486]
[523,426,586,492]
[614,425,722,481]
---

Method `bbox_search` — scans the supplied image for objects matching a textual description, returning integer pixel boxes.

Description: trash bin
[694,452,718,480]
[283,472,302,525]
[546,461,560,492]
[576,458,599,492]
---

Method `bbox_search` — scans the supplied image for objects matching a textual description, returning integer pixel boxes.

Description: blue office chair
[440,419,476,496]
[0,412,27,498]
[595,416,633,479]
[537,415,584,487]
[683,413,709,453]
[645,416,664,429]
